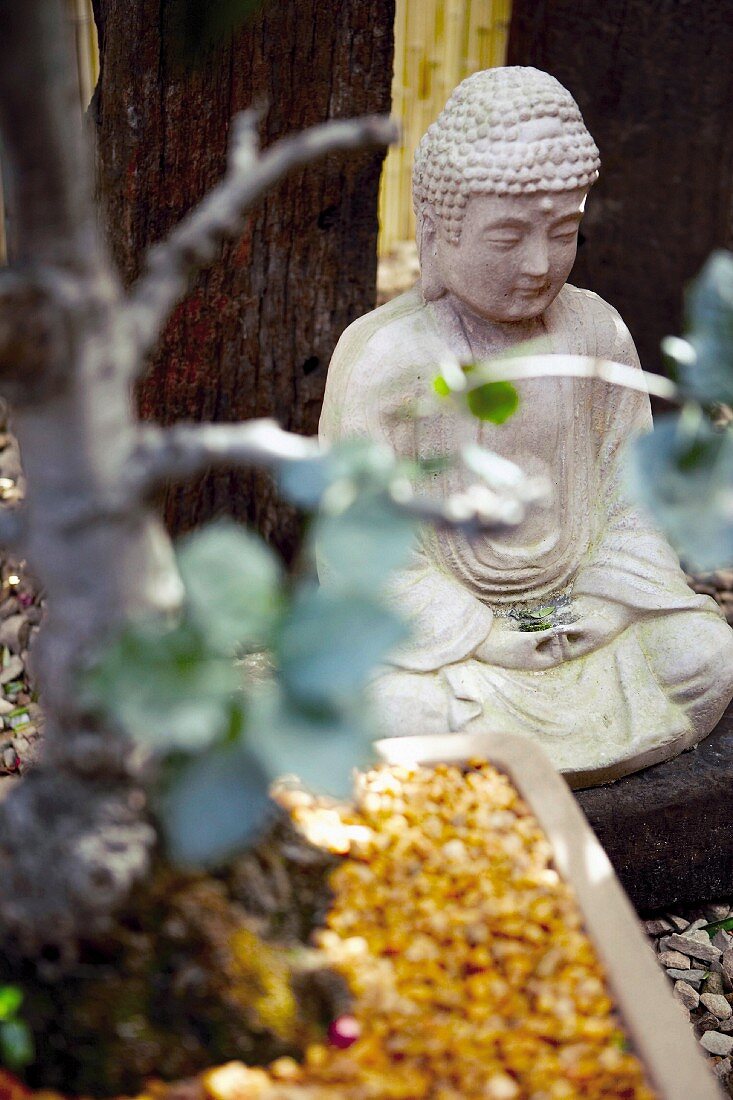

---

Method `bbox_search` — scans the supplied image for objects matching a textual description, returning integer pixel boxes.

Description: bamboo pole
[70,0,100,110]
[378,0,512,256]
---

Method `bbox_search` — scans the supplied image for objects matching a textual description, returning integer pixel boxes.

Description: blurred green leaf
[670,251,733,404]
[413,454,452,477]
[84,621,240,752]
[433,375,451,397]
[160,745,272,867]
[314,492,416,594]
[328,440,397,489]
[177,521,283,654]
[611,1031,630,1052]
[467,381,519,424]
[277,587,407,710]
[0,987,22,1023]
[278,454,334,508]
[0,1019,34,1072]
[278,440,398,509]
[687,251,733,343]
[703,916,733,937]
[250,686,371,798]
[628,413,733,569]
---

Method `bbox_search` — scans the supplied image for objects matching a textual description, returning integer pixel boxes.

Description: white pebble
[701,1031,733,1056]
[673,980,699,1010]
[441,839,467,861]
[701,993,733,1020]
[658,950,690,970]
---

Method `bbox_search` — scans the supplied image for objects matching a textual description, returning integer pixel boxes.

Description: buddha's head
[412,67,600,323]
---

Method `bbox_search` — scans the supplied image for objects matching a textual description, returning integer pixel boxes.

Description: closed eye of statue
[549,220,581,240]
[484,232,524,247]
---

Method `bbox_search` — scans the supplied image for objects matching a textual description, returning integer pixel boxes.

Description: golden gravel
[202,760,657,1100]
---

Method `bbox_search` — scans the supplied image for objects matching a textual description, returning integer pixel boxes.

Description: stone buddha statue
[319,67,733,786]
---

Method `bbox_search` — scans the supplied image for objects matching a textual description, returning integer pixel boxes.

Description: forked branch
[128,420,547,532]
[125,111,398,362]
[129,420,323,491]
[459,354,678,402]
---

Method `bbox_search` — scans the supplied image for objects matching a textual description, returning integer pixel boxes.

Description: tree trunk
[508,0,733,373]
[0,0,172,962]
[93,0,395,558]
[0,0,394,961]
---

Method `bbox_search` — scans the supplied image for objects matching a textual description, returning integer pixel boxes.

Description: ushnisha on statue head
[412,67,601,323]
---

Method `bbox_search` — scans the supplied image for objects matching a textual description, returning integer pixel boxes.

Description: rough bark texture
[94,0,395,557]
[508,1,733,373]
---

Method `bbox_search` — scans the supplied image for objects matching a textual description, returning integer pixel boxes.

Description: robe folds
[319,284,733,782]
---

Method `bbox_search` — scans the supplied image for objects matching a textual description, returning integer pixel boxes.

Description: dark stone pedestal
[575,705,733,913]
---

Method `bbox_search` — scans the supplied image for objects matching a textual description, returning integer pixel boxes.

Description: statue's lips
[515,283,551,295]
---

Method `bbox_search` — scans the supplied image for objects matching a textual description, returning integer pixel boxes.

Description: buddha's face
[430,186,589,324]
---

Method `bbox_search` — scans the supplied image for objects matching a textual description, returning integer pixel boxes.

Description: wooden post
[508,0,733,371]
[94,0,395,557]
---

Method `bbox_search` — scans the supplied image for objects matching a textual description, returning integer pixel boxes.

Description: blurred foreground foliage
[0,987,33,1073]
[628,250,733,570]
[84,441,418,867]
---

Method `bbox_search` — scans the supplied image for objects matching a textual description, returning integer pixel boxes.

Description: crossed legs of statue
[371,605,733,780]
[636,608,733,744]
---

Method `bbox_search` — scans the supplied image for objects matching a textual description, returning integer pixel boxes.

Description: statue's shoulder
[331,286,436,369]
[558,283,624,324]
[554,284,636,360]
[321,287,441,440]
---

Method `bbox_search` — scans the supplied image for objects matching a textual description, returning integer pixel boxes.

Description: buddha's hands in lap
[474,596,634,671]
[558,596,635,660]
[475,625,565,670]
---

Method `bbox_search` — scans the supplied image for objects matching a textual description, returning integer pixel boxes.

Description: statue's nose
[523,237,550,278]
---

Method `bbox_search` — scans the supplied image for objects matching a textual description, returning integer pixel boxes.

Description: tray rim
[373,730,724,1100]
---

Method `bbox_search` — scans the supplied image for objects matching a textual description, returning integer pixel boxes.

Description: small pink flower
[328,1014,361,1049]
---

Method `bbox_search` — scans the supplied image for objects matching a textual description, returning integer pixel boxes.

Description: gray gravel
[674,980,700,1010]
[702,993,733,1020]
[689,570,733,627]
[659,950,691,969]
[702,1032,733,1057]
[0,419,43,782]
[666,931,722,962]
[647,899,733,1094]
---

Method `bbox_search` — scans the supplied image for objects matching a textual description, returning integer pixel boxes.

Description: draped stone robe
[319,284,733,784]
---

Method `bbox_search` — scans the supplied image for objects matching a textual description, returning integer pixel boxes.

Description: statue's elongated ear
[417,208,446,302]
